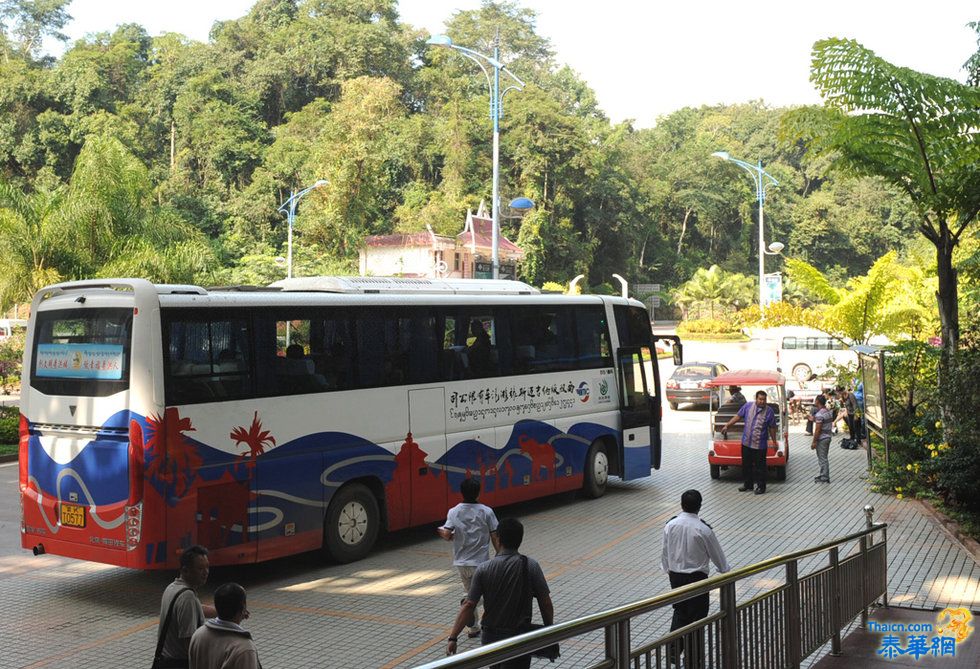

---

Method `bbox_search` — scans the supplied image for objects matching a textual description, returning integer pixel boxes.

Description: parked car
[665,361,728,409]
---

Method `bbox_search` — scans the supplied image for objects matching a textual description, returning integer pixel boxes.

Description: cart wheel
[775,467,786,481]
[710,464,720,479]
[669,401,678,411]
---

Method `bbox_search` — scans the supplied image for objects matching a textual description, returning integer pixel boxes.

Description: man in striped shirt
[721,390,778,495]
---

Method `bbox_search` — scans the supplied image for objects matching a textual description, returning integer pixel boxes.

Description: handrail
[415,518,887,669]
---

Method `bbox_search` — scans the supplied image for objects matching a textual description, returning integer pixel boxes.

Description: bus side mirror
[672,344,683,366]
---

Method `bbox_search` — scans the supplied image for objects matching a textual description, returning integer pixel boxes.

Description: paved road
[0,344,977,668]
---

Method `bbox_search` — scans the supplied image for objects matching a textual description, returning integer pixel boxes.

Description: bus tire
[792,363,812,383]
[322,483,380,564]
[710,464,720,479]
[582,441,609,499]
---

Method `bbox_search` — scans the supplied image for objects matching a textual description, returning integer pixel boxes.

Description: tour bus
[19,277,680,569]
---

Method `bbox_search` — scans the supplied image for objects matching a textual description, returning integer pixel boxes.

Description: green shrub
[0,331,25,394]
[677,318,741,336]
[0,405,19,444]
[870,337,980,515]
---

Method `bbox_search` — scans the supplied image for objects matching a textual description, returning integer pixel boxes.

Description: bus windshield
[31,307,133,397]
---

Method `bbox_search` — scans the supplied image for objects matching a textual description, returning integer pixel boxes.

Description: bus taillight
[18,414,29,493]
[126,420,145,551]
[128,420,144,505]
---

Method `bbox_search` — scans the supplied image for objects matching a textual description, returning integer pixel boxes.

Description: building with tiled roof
[358,202,524,279]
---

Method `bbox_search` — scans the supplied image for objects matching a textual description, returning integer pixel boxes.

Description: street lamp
[427,33,525,280]
[711,151,781,310]
[278,179,327,279]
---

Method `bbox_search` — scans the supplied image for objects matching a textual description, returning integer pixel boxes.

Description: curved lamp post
[278,179,328,279]
[711,152,781,310]
[611,273,628,299]
[427,33,525,280]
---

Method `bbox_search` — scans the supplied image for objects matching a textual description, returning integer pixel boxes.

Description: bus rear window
[31,308,133,397]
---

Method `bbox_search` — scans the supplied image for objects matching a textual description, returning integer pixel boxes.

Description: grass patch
[0,443,17,457]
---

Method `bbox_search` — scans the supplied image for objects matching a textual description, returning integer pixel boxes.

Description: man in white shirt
[439,477,501,640]
[661,490,730,664]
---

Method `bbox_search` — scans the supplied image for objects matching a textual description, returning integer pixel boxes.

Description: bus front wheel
[322,483,380,563]
[582,441,609,499]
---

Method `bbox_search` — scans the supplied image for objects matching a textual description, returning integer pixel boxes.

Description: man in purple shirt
[721,390,778,495]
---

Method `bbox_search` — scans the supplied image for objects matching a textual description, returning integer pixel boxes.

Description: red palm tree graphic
[230,411,276,468]
[144,408,202,497]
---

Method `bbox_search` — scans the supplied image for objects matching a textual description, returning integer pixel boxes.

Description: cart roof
[706,369,786,387]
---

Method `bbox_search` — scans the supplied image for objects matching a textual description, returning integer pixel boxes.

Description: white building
[359,204,524,279]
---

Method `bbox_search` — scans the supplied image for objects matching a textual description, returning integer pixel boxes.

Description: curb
[913,498,980,564]
[0,453,17,464]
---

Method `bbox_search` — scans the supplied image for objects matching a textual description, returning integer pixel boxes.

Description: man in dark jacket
[445,518,553,669]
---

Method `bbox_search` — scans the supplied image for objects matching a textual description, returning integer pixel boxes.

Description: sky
[56,0,979,127]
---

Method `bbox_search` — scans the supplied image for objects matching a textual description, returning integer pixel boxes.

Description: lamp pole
[711,152,779,310]
[278,179,327,279]
[427,33,525,279]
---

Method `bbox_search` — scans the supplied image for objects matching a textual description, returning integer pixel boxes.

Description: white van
[749,326,856,383]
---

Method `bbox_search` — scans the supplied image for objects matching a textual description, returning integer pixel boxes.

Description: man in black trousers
[662,490,731,666]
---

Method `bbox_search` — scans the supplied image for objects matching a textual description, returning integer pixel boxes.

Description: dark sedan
[665,361,729,409]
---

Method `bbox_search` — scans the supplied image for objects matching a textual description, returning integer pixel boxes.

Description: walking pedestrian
[662,489,730,667]
[445,518,553,669]
[188,583,261,669]
[154,545,217,669]
[720,390,778,494]
[811,394,834,483]
[438,477,501,639]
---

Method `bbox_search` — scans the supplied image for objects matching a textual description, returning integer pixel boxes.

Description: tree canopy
[0,0,974,326]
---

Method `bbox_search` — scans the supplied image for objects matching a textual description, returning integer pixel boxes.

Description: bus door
[407,388,448,525]
[617,346,656,479]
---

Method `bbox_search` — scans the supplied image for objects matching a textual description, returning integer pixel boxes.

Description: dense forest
[0,0,974,309]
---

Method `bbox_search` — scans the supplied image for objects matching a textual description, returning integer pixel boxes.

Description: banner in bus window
[35,343,125,380]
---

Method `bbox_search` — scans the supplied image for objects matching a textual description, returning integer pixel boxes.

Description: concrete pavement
[0,350,976,668]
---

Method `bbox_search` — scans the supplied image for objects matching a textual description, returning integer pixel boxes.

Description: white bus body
[20,278,668,568]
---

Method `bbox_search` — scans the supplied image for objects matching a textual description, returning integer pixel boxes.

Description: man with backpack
[445,518,553,669]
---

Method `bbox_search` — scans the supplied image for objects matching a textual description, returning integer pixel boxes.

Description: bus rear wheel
[322,483,380,563]
[582,441,609,499]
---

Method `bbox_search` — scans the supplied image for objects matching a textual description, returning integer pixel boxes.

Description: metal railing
[415,506,887,669]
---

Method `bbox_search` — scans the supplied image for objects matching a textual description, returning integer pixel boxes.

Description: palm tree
[0,183,70,309]
[674,265,754,319]
[0,134,217,309]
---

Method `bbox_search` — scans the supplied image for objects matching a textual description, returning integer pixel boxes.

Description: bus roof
[707,369,786,387]
[268,276,540,295]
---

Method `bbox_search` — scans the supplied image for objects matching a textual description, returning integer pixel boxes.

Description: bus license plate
[60,503,86,528]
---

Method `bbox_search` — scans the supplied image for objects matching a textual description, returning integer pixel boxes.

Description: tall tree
[785,38,980,359]
[0,0,71,60]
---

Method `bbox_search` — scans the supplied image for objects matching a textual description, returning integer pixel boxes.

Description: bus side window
[165,315,252,404]
[574,306,612,368]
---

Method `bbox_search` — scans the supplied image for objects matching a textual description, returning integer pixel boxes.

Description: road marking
[379,631,451,669]
[23,619,158,669]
